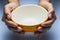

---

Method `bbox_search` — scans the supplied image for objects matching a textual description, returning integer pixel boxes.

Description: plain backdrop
[0,0,60,40]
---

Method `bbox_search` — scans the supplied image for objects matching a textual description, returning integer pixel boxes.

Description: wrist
[10,2,19,7]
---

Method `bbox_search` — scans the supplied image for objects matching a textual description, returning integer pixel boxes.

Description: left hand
[37,1,56,33]
[2,2,23,33]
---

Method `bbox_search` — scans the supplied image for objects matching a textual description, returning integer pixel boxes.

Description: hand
[2,2,24,33]
[36,1,56,33]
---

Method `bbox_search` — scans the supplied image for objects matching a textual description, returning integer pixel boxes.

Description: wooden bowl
[12,4,48,32]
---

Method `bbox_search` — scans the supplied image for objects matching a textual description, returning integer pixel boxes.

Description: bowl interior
[12,5,48,26]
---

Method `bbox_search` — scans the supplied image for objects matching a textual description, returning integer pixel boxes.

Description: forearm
[8,0,19,6]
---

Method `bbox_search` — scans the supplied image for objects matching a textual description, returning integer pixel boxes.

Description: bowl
[12,4,48,32]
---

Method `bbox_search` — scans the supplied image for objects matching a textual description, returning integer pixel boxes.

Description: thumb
[4,3,16,20]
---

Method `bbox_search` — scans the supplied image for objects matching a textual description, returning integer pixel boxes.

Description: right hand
[2,2,24,33]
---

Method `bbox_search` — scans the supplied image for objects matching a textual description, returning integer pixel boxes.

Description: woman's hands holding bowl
[36,1,56,34]
[2,2,24,34]
[2,0,56,35]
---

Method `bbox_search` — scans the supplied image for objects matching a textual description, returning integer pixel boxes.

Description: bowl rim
[12,4,48,26]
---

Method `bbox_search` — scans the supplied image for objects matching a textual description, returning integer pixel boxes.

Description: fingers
[36,19,54,33]
[5,19,18,27]
[47,3,54,13]
[37,27,43,33]
[37,17,55,31]
[4,3,17,13]
[5,19,23,32]
[39,1,54,14]
[4,4,12,20]
[41,18,54,28]
[3,2,19,20]
[11,26,23,33]
[37,1,56,33]
[34,27,43,37]
[37,19,54,31]
[17,27,22,31]
[4,2,17,20]
[37,27,42,32]
[2,3,23,33]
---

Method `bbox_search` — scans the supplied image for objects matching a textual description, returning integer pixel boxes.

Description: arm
[8,0,19,6]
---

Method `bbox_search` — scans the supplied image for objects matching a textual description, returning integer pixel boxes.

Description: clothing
[19,0,39,5]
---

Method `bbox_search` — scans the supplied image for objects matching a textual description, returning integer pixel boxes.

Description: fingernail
[17,27,22,31]
[38,27,42,30]
[37,27,43,33]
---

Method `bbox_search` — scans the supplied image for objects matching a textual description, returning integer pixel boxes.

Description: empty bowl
[12,4,48,32]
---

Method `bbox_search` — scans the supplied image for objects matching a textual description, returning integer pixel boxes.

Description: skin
[2,0,23,33]
[2,0,56,34]
[37,0,56,31]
